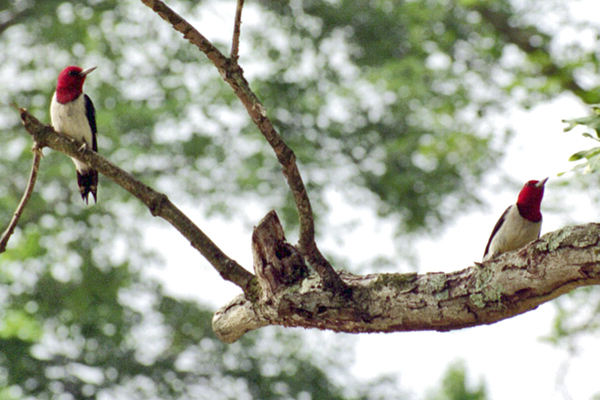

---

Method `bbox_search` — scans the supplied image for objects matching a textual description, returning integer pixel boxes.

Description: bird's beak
[536,177,549,187]
[79,66,97,76]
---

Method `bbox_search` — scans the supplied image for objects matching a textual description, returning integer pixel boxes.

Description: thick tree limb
[213,223,600,343]
[17,108,255,293]
[0,143,42,253]
[139,0,347,293]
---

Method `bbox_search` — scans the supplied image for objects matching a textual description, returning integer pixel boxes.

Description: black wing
[84,94,98,152]
[483,205,511,259]
[82,94,99,204]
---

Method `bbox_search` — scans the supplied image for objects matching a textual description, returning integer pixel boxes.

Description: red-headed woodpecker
[483,178,548,261]
[50,66,98,204]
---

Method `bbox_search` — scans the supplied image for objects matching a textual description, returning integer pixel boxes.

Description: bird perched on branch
[50,66,98,204]
[483,178,548,261]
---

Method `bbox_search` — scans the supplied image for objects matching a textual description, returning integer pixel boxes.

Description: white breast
[50,93,93,172]
[484,205,542,261]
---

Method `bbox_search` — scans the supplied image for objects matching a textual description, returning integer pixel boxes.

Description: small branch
[0,8,32,36]
[230,0,245,61]
[214,224,600,343]
[17,108,256,293]
[0,143,42,253]
[139,0,347,293]
[471,4,597,103]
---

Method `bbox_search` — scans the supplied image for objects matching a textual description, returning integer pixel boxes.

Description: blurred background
[0,0,599,399]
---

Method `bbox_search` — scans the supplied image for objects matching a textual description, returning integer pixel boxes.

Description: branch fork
[140,0,348,294]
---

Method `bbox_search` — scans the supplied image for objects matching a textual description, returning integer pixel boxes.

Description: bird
[50,66,98,204]
[483,177,548,261]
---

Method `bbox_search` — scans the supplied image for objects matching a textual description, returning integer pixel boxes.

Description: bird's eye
[68,71,79,76]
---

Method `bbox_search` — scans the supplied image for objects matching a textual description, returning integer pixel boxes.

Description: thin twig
[230,0,245,61]
[18,108,256,293]
[0,143,42,253]
[139,0,348,293]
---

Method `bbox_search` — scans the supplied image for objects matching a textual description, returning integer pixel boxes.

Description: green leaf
[582,132,600,140]
[563,111,600,134]
[569,147,600,161]
[0,310,42,342]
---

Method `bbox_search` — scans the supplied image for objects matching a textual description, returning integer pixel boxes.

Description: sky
[144,1,600,399]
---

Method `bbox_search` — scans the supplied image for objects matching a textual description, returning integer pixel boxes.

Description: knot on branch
[148,192,169,216]
[221,57,244,80]
[252,211,309,301]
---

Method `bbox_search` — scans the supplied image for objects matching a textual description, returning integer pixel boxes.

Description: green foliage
[251,0,507,230]
[563,105,600,174]
[0,310,42,341]
[0,0,599,398]
[1,225,382,399]
[3,0,599,232]
[427,360,488,400]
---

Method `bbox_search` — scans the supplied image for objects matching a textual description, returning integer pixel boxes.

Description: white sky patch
[426,51,452,70]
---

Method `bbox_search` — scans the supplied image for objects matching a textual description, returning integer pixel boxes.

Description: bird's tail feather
[77,168,98,204]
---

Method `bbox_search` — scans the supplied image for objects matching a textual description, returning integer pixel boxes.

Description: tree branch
[230,0,245,61]
[213,223,600,343]
[0,8,32,36]
[17,108,256,293]
[139,0,347,293]
[470,4,598,103]
[0,143,42,253]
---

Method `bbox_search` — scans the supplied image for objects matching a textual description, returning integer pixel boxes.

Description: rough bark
[213,220,600,343]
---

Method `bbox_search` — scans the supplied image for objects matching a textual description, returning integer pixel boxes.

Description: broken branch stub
[252,211,309,300]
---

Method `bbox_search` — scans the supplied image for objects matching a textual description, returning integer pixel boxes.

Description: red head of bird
[516,177,548,223]
[55,66,96,104]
